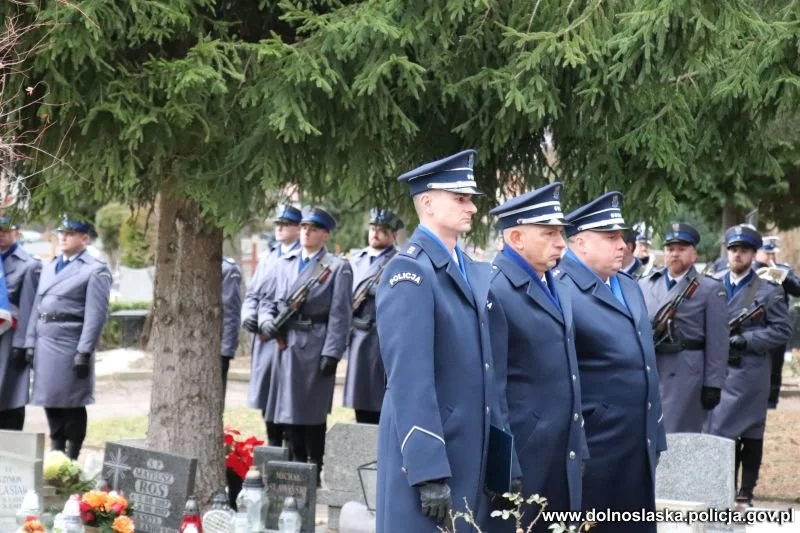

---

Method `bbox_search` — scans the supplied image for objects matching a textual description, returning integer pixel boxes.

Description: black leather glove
[701,386,722,410]
[73,352,91,378]
[418,481,452,524]
[319,356,338,376]
[729,335,747,351]
[11,348,28,370]
[259,320,278,339]
[242,315,259,334]
[25,348,34,367]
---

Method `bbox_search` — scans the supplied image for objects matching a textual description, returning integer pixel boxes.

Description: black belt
[656,339,705,354]
[39,312,84,323]
[352,317,374,331]
[288,316,327,331]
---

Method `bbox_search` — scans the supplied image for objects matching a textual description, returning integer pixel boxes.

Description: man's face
[275,222,300,244]
[574,230,626,278]
[766,251,777,264]
[0,228,17,250]
[727,245,756,275]
[58,230,89,255]
[511,225,566,274]
[427,191,477,234]
[623,241,635,264]
[635,242,651,258]
[664,242,697,276]
[368,224,394,250]
[300,223,329,250]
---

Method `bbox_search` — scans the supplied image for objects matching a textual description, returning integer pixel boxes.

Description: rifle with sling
[651,274,700,348]
[268,262,333,350]
[727,303,765,367]
[352,262,386,313]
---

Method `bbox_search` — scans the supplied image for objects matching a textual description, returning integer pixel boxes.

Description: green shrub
[99,300,151,350]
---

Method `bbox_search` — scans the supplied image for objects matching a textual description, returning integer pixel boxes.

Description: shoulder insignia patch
[389,271,422,287]
[400,244,421,258]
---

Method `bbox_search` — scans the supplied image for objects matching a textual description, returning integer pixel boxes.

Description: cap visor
[664,238,693,246]
[444,186,483,195]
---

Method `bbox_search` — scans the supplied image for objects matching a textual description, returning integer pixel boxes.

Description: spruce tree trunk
[146,184,225,506]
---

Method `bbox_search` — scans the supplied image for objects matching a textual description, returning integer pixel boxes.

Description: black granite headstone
[253,445,289,473]
[265,461,316,532]
[102,442,197,533]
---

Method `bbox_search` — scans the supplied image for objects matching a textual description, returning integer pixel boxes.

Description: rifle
[352,263,386,312]
[269,262,334,350]
[651,275,700,347]
[727,303,766,367]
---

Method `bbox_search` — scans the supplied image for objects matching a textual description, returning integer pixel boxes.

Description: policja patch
[389,271,422,287]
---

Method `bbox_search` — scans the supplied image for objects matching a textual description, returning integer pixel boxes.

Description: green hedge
[99,301,151,350]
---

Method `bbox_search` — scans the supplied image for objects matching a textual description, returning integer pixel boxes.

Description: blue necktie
[666,278,676,291]
[369,256,376,265]
[56,256,68,274]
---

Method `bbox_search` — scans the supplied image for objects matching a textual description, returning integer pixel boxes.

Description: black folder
[485,424,514,494]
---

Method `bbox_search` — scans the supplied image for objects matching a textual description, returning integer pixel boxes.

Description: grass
[85,401,800,504]
[84,405,356,449]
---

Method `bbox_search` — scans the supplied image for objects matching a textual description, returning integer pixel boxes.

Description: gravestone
[253,445,289,473]
[656,434,743,533]
[318,423,379,530]
[656,500,706,533]
[0,431,45,532]
[264,461,316,532]
[103,441,197,533]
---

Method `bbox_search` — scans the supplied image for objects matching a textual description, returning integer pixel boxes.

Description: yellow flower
[112,515,135,533]
[42,451,70,480]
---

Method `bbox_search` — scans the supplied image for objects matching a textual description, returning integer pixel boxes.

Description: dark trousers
[768,347,785,408]
[735,437,764,495]
[45,407,88,460]
[285,423,326,485]
[355,409,380,425]
[0,406,25,430]
[221,356,231,400]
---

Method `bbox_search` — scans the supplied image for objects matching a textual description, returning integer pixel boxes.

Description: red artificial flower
[111,502,126,515]
[82,511,96,523]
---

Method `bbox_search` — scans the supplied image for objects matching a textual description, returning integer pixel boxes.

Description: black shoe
[735,488,753,507]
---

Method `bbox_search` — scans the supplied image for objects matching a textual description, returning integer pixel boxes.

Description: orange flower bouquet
[21,518,46,533]
[78,490,134,532]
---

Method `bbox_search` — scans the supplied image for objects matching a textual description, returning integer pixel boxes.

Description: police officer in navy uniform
[756,237,800,409]
[258,207,352,485]
[638,223,728,433]
[220,256,242,398]
[705,226,791,506]
[343,209,403,425]
[487,183,587,531]
[556,192,666,533]
[375,150,512,532]
[25,217,112,459]
[242,205,302,446]
[621,232,645,279]
[0,215,41,430]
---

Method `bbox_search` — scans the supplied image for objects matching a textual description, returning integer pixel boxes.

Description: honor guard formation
[1,149,798,533]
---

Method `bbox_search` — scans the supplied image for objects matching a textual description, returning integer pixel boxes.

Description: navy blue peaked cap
[664,222,700,246]
[302,207,336,232]
[397,149,482,196]
[0,214,17,230]
[489,182,567,230]
[273,204,302,224]
[724,224,761,250]
[370,208,404,231]
[564,191,627,238]
[761,236,779,252]
[57,215,93,234]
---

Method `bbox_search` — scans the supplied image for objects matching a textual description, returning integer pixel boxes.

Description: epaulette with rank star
[400,243,422,258]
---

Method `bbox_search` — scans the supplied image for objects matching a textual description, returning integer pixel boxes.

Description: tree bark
[146,183,225,506]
